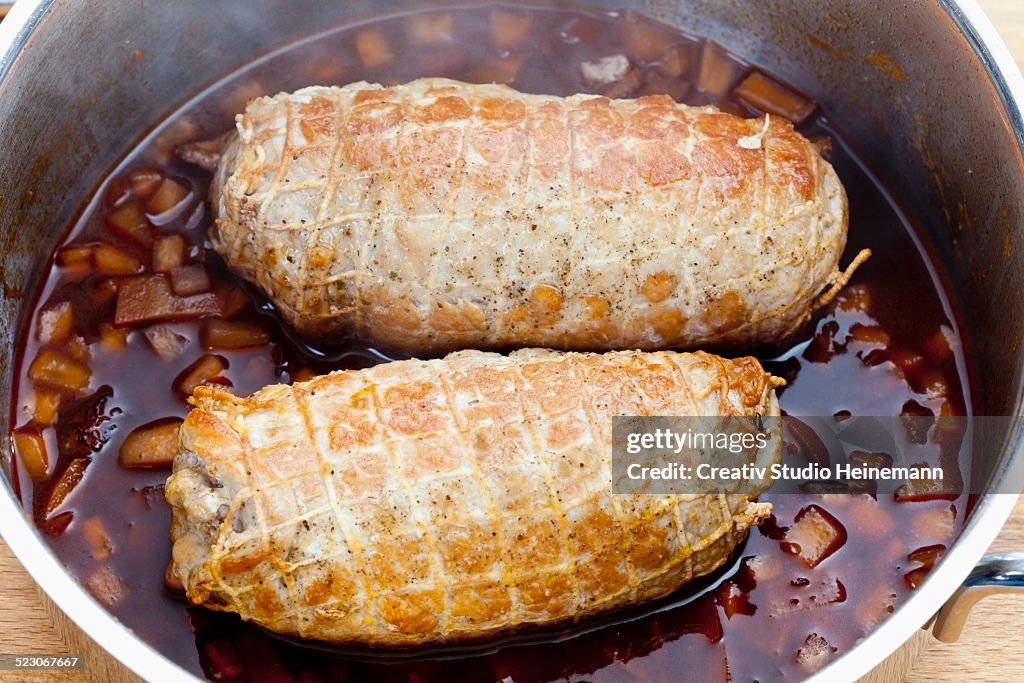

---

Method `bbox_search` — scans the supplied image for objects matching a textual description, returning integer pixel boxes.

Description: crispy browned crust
[211,78,849,354]
[166,349,780,646]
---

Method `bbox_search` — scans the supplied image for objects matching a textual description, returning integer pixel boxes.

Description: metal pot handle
[932,553,1024,642]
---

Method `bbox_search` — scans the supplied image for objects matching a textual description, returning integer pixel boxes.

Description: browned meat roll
[166,349,781,646]
[211,78,860,355]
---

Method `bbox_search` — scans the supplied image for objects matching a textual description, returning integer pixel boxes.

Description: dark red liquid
[8,5,969,682]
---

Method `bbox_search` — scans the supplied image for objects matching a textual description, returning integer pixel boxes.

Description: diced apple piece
[99,323,130,350]
[37,301,73,345]
[653,43,694,79]
[170,264,212,296]
[781,504,847,568]
[43,457,90,518]
[119,417,183,469]
[29,350,91,393]
[733,72,816,125]
[105,201,153,247]
[492,10,533,50]
[153,234,187,273]
[93,243,143,276]
[355,28,394,68]
[200,319,270,350]
[698,41,745,98]
[620,10,674,63]
[602,68,644,99]
[904,546,946,590]
[56,244,94,278]
[174,354,229,397]
[407,12,453,45]
[128,168,163,199]
[579,54,630,87]
[147,177,191,220]
[31,390,62,426]
[143,324,189,360]
[84,565,125,608]
[114,275,221,327]
[12,428,49,480]
[82,516,113,560]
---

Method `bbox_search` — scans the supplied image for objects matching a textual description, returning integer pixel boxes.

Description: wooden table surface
[3,1,1024,681]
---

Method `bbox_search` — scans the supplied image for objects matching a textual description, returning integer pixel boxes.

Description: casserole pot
[0,0,1023,680]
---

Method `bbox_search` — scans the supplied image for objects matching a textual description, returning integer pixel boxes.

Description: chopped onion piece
[174,354,229,397]
[143,324,189,360]
[29,349,91,394]
[94,243,143,276]
[355,28,394,68]
[579,54,630,87]
[170,264,212,296]
[12,428,49,480]
[733,72,816,125]
[37,301,73,345]
[491,10,532,50]
[114,275,221,327]
[201,319,271,350]
[153,234,187,273]
[119,417,183,469]
[106,200,154,247]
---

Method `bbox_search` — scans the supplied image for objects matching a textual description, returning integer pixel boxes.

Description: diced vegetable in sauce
[29,350,91,394]
[733,71,816,124]
[12,429,49,480]
[491,10,532,50]
[118,418,183,469]
[355,28,394,68]
[170,264,212,297]
[174,354,229,397]
[782,505,847,568]
[114,275,221,327]
[200,319,271,350]
[153,234,187,273]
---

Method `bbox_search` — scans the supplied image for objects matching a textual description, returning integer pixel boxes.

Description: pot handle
[931,552,1024,642]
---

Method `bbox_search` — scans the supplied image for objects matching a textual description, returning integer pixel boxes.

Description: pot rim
[0,1,1021,682]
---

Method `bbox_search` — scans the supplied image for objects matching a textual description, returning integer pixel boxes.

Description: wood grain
[1,1,1024,682]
